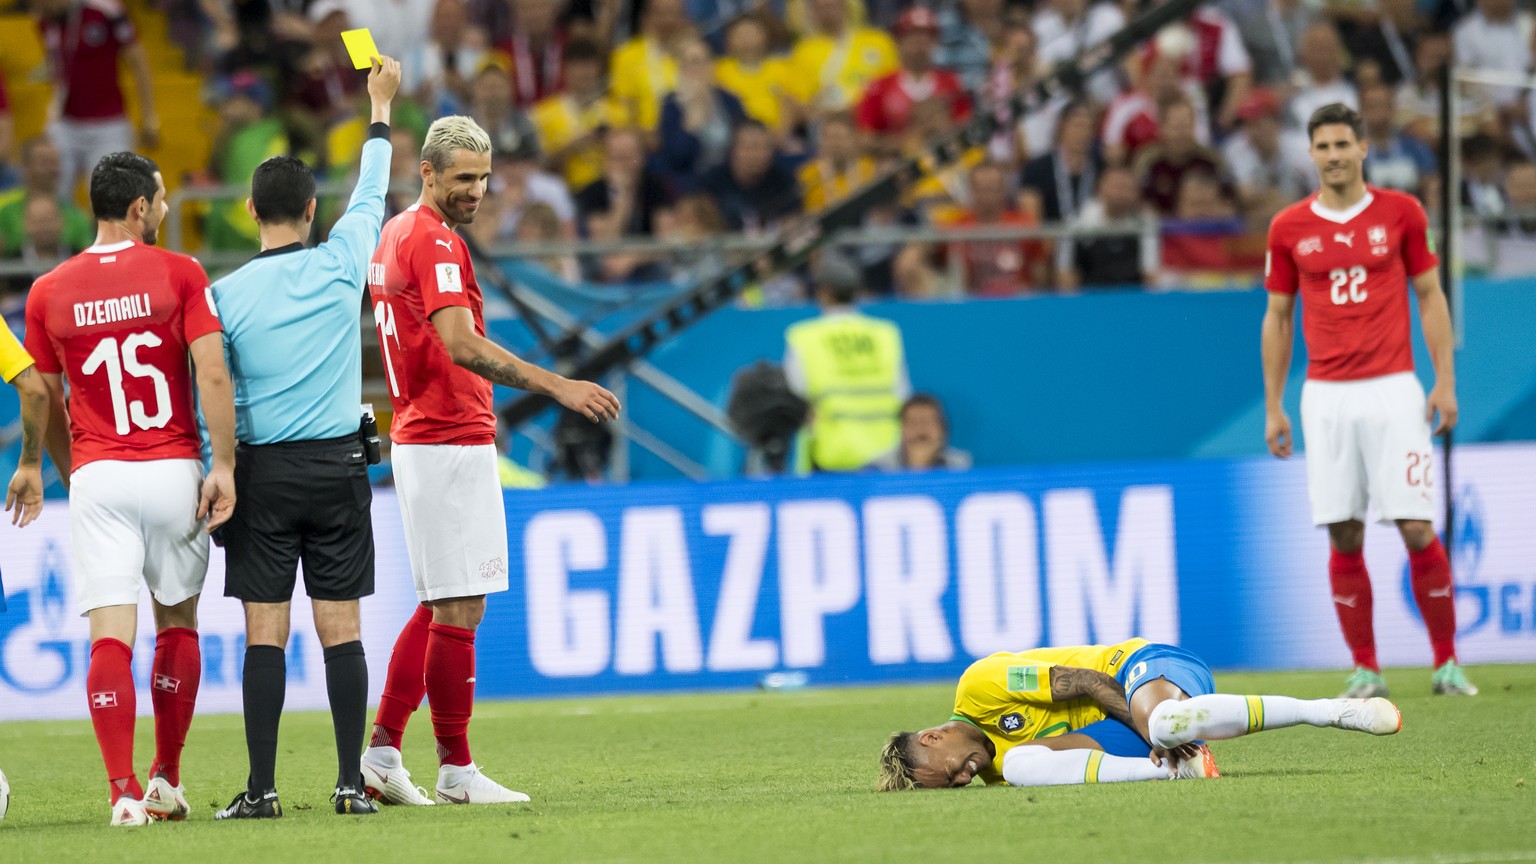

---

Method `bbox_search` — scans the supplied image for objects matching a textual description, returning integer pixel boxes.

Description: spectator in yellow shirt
[532,39,629,191]
[788,0,898,118]
[715,15,798,138]
[609,0,693,131]
[798,113,877,212]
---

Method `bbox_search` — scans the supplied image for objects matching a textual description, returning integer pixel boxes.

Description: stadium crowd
[4,0,1536,299]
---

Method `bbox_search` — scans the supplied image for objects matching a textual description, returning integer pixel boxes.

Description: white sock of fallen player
[1147,694,1398,750]
[1001,745,1169,786]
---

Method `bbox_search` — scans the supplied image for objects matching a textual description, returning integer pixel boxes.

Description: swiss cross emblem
[1368,226,1386,245]
[90,691,118,709]
[154,674,180,693]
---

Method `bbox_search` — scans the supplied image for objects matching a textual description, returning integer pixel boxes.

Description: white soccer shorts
[69,459,210,615]
[1300,371,1438,526]
[391,443,510,602]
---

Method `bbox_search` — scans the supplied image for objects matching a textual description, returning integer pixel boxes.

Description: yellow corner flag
[340,28,381,70]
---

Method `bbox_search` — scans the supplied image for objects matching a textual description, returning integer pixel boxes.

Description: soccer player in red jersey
[360,115,619,806]
[32,0,159,197]
[1262,103,1475,699]
[21,151,237,826]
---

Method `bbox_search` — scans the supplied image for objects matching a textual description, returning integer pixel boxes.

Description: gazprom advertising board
[3,444,1534,720]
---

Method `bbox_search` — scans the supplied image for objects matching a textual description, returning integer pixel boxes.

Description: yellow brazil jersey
[909,145,986,216]
[532,94,629,191]
[951,638,1149,785]
[609,37,678,131]
[784,0,866,35]
[798,157,877,212]
[787,28,897,112]
[0,318,35,384]
[716,56,794,130]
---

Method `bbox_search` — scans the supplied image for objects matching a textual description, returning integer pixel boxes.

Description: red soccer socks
[87,638,142,804]
[371,604,433,749]
[1408,538,1458,668]
[1329,548,1378,672]
[424,622,476,768]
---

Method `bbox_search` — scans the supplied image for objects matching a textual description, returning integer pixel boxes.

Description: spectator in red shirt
[1131,98,1236,215]
[856,7,971,154]
[896,161,1045,297]
[31,0,159,198]
[497,0,568,107]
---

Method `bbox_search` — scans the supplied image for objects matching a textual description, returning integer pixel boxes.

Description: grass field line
[1226,853,1536,864]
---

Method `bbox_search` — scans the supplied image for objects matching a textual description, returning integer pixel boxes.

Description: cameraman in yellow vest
[783,253,910,473]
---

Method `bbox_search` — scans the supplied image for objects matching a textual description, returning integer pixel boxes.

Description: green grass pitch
[2,666,1534,862]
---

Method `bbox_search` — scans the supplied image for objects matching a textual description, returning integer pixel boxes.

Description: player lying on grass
[877,638,1402,790]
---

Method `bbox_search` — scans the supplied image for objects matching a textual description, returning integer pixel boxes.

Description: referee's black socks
[242,644,286,795]
[324,641,369,790]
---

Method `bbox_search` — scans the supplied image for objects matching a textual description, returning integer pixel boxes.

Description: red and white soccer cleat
[142,776,190,821]
[110,797,153,827]
[1171,744,1222,780]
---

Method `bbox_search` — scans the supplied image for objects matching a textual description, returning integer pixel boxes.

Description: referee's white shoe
[360,747,436,806]
[435,763,530,805]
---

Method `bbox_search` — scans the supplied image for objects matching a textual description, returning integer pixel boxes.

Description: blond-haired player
[878,639,1402,790]
[359,116,620,806]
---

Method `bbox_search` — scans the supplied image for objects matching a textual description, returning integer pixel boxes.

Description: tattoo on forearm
[19,414,41,464]
[14,368,42,464]
[1050,667,1135,729]
[466,356,533,390]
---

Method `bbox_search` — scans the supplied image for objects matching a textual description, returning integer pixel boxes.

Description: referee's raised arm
[210,56,402,822]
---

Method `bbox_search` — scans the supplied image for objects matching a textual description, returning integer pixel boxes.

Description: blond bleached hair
[876,731,922,792]
[421,115,492,173]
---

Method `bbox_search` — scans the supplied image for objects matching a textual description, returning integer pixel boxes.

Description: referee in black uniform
[211,58,401,819]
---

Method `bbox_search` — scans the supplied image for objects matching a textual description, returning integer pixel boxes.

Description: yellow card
[340,28,380,70]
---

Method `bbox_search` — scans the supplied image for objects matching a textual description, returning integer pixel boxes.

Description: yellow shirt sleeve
[786,38,827,106]
[0,319,35,384]
[531,98,571,151]
[953,653,1062,722]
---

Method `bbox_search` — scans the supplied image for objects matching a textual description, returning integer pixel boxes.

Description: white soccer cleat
[360,748,436,806]
[141,776,190,821]
[435,763,531,805]
[1170,744,1222,780]
[1329,697,1402,735]
[110,797,153,827]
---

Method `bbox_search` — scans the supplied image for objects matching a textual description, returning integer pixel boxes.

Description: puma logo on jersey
[435,238,454,252]
[1334,231,1355,247]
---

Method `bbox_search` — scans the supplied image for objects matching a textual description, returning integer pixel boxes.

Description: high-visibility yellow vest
[785,313,904,471]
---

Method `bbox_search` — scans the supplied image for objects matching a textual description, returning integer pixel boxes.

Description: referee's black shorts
[223,434,375,603]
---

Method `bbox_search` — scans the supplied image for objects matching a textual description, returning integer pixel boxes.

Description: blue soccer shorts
[1076,643,1217,757]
